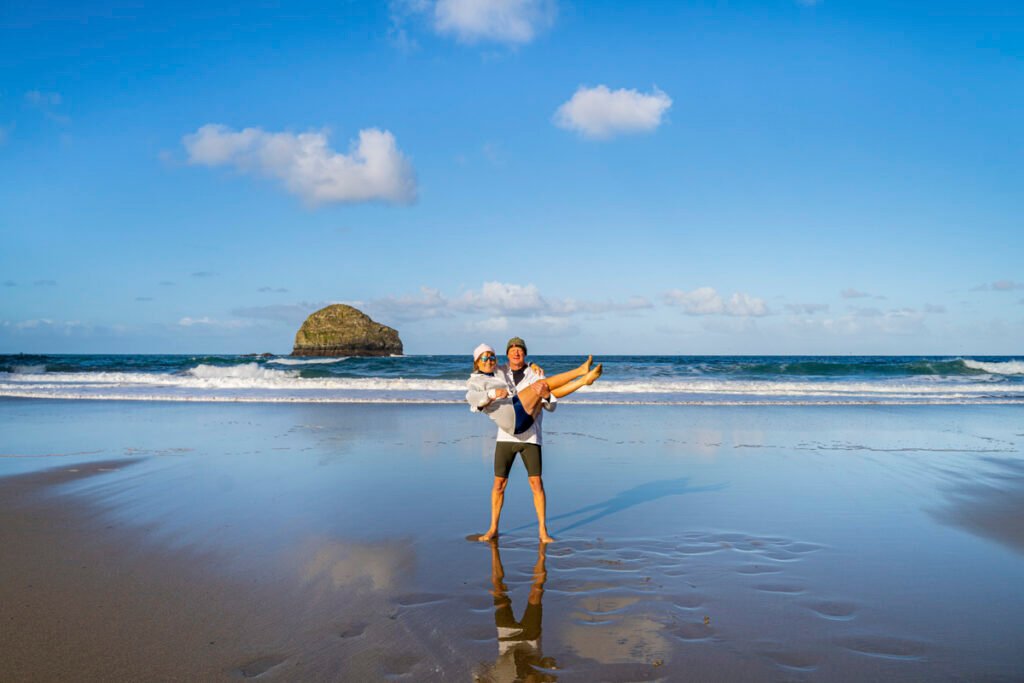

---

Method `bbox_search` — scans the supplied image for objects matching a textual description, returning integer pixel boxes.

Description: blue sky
[2,0,1022,355]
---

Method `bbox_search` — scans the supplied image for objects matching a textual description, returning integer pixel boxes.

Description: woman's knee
[493,477,509,492]
[528,476,544,492]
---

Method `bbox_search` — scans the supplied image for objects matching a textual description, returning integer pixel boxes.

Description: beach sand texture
[2,399,1023,681]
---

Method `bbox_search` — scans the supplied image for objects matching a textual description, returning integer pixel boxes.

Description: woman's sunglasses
[478,355,497,362]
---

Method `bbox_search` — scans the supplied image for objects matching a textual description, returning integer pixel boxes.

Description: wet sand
[2,399,1023,681]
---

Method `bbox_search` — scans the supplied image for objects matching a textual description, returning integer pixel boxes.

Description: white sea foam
[962,359,1024,375]
[267,357,349,366]
[186,363,298,380]
[11,364,46,374]
[1,371,1021,404]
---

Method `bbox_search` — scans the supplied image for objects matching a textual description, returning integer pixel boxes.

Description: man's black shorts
[494,442,542,478]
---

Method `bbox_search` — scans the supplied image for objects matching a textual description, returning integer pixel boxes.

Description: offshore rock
[292,304,402,357]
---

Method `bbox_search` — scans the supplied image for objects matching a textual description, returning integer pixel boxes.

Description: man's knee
[528,476,544,493]
[493,477,509,493]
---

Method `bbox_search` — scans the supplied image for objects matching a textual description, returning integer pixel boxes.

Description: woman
[465,344,601,434]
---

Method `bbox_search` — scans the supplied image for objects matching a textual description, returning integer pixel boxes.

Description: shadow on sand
[509,477,726,535]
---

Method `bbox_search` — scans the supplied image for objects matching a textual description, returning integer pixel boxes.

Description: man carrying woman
[466,337,601,543]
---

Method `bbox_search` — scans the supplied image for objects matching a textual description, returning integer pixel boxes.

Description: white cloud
[992,280,1024,291]
[785,303,829,314]
[178,316,250,329]
[434,0,556,44]
[724,292,769,316]
[25,91,62,107]
[665,287,726,315]
[466,316,510,334]
[456,281,548,315]
[841,288,871,299]
[554,85,672,139]
[183,124,417,206]
[371,286,452,321]
[364,282,650,334]
[25,90,70,125]
[4,319,84,333]
[664,287,768,317]
[231,302,330,323]
[794,308,927,337]
[924,304,946,314]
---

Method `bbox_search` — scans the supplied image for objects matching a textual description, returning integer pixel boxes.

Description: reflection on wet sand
[932,456,1024,554]
[477,541,558,682]
[300,537,416,591]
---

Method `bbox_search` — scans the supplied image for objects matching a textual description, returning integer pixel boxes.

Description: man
[479,336,557,543]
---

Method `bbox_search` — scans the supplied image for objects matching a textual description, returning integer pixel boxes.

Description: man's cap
[473,343,495,361]
[506,337,527,354]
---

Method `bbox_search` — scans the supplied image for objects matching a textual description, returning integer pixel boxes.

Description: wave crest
[962,359,1024,375]
[186,363,298,380]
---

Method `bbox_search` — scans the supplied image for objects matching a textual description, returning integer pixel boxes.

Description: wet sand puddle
[367,533,947,682]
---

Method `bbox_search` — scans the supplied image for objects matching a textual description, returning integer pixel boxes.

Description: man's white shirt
[495,364,557,445]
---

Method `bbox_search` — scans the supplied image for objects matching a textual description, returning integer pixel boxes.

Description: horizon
[2,1,1022,356]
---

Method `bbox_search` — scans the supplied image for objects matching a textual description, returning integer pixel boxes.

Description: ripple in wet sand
[670,620,716,642]
[379,653,421,676]
[801,599,857,621]
[667,593,705,609]
[735,564,783,575]
[335,622,368,639]
[395,592,448,607]
[753,582,806,594]
[757,646,821,672]
[234,654,287,678]
[839,635,929,661]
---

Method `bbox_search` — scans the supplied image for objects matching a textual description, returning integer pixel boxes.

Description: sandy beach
[3,398,1023,681]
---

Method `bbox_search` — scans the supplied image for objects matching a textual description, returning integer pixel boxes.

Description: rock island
[291,304,402,357]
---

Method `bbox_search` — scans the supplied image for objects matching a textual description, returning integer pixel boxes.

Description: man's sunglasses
[478,355,497,362]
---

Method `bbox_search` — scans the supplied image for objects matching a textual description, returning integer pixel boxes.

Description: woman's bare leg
[538,355,593,391]
[516,357,598,416]
[550,364,602,399]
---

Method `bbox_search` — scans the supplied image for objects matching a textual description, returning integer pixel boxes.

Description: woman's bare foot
[479,530,499,542]
[584,363,603,385]
[578,355,593,376]
[539,533,556,543]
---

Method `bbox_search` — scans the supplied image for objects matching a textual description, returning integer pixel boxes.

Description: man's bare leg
[479,476,508,541]
[529,475,555,543]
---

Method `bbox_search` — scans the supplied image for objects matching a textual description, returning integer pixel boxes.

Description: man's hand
[530,362,545,377]
[493,388,509,400]
[532,381,551,399]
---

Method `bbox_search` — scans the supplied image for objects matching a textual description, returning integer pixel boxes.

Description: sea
[1,354,1022,405]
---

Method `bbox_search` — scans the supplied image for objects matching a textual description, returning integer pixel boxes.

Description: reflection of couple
[466,337,602,543]
[476,541,557,683]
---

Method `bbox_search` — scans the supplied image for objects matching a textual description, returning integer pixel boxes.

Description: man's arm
[525,366,557,412]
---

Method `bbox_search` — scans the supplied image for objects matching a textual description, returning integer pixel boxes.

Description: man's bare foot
[578,355,593,375]
[478,530,499,542]
[539,534,556,543]
[584,363,603,385]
